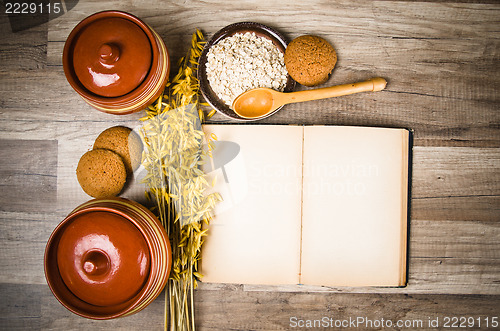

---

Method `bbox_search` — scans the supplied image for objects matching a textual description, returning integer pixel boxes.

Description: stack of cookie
[76,126,143,198]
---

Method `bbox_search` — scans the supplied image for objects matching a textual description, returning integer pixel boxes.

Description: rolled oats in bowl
[205,32,288,107]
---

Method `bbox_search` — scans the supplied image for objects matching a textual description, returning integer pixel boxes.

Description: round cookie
[76,149,127,198]
[284,35,337,87]
[93,126,143,176]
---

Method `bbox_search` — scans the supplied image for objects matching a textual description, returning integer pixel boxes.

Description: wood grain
[3,283,498,330]
[194,290,500,330]
[0,284,42,330]
[0,0,499,329]
[40,285,166,330]
[0,66,497,145]
[412,196,500,222]
[0,283,166,330]
[411,147,500,199]
[0,211,61,285]
[0,140,57,212]
[0,7,47,70]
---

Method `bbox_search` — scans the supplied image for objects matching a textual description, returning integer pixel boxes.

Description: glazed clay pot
[44,198,171,319]
[63,11,169,114]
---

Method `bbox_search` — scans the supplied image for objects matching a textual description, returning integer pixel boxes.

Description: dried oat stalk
[140,29,221,331]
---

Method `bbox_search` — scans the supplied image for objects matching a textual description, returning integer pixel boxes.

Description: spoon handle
[285,78,387,104]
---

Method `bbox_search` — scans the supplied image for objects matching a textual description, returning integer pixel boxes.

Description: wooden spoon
[232,77,387,119]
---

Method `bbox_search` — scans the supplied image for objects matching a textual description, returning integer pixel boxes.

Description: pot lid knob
[99,43,120,64]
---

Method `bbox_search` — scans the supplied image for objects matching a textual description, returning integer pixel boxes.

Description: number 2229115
[5,2,61,14]
[443,316,498,328]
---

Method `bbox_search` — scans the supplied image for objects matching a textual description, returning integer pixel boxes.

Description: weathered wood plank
[0,210,64,285]
[0,283,42,330]
[0,117,144,142]
[409,257,500,294]
[7,283,498,330]
[40,285,165,330]
[410,220,499,259]
[378,0,500,2]
[0,66,497,146]
[411,147,500,199]
[194,289,500,330]
[411,196,500,222]
[0,140,57,212]
[0,283,164,330]
[0,69,93,122]
[0,7,47,70]
[0,238,47,285]
[47,1,500,40]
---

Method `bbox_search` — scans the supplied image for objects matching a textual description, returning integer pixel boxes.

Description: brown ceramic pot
[44,198,171,319]
[63,11,169,115]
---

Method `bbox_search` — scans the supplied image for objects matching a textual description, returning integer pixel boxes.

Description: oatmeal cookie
[93,126,143,176]
[76,149,127,198]
[284,35,337,86]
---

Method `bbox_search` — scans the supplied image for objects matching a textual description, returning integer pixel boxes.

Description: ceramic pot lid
[56,210,151,307]
[72,17,152,97]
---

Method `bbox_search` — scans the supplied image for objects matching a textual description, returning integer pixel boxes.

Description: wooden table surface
[1,0,499,330]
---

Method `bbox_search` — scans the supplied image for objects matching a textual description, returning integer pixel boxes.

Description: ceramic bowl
[44,198,171,319]
[198,22,295,121]
[63,11,169,115]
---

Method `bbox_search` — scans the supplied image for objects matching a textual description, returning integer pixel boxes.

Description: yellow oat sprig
[139,29,221,331]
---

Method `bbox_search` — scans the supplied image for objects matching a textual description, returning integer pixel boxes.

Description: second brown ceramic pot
[63,11,169,115]
[44,198,171,319]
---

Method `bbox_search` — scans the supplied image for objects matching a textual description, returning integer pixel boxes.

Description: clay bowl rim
[62,10,169,108]
[44,202,171,319]
[198,21,295,121]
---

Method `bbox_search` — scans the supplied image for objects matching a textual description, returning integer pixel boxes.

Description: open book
[200,125,410,287]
